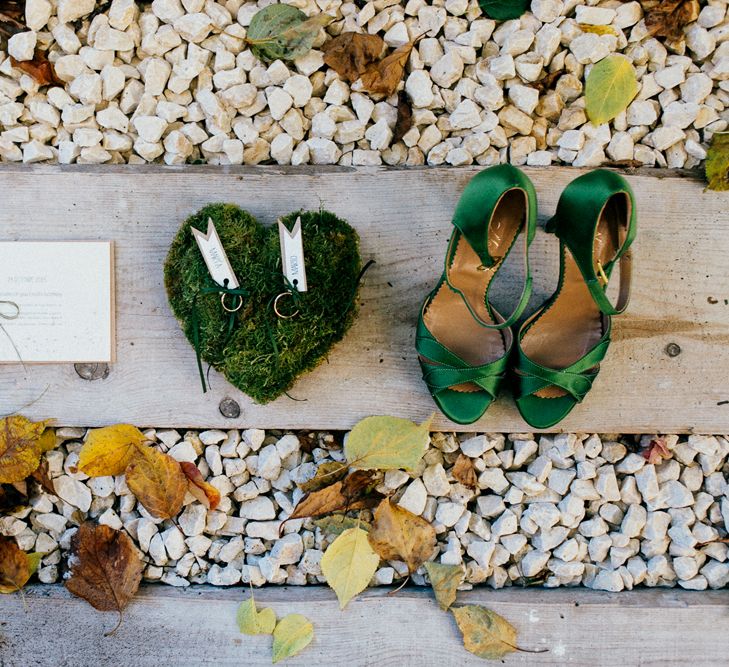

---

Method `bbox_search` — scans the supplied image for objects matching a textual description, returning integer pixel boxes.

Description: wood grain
[1,585,727,666]
[0,165,726,433]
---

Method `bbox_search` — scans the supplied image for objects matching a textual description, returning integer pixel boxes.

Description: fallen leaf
[585,55,639,125]
[313,514,371,537]
[424,562,465,611]
[452,454,478,489]
[0,483,28,513]
[247,4,332,62]
[578,24,618,36]
[345,415,431,471]
[272,614,314,663]
[392,91,413,143]
[321,527,379,609]
[78,424,146,476]
[602,159,644,170]
[26,551,43,576]
[65,523,143,632]
[642,436,672,464]
[367,499,436,574]
[706,132,729,192]
[360,42,413,97]
[452,605,519,660]
[0,0,23,42]
[298,461,348,493]
[0,416,52,484]
[478,0,530,21]
[0,536,31,594]
[323,31,384,82]
[237,593,277,635]
[180,461,221,511]
[530,69,563,93]
[288,471,381,522]
[125,446,187,519]
[643,0,700,41]
[30,459,56,496]
[10,50,60,86]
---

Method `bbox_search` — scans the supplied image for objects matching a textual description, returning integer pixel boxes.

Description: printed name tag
[191,218,240,289]
[278,216,308,292]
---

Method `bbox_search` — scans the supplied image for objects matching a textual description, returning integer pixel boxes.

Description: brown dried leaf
[0,483,28,514]
[0,1,23,42]
[30,460,56,496]
[180,461,221,511]
[125,446,187,519]
[452,605,519,660]
[392,91,413,143]
[323,31,385,82]
[0,416,52,484]
[452,454,478,489]
[360,42,413,97]
[299,461,348,493]
[0,536,31,594]
[65,522,143,633]
[10,50,61,86]
[289,470,381,522]
[368,498,436,574]
[643,0,700,40]
[424,562,464,611]
[643,436,672,465]
[531,69,563,93]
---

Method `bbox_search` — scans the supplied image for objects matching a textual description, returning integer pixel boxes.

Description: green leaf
[452,605,519,660]
[424,562,464,611]
[247,4,332,62]
[313,514,370,537]
[585,55,639,126]
[706,132,729,192]
[272,614,314,663]
[320,527,379,609]
[26,552,43,576]
[478,0,529,21]
[344,415,431,471]
[237,594,277,635]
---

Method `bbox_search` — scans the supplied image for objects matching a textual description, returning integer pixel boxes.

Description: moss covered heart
[164,204,362,403]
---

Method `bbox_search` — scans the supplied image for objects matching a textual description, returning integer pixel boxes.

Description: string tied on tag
[191,281,249,393]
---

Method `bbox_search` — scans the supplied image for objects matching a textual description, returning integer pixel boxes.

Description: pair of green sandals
[417,165,636,428]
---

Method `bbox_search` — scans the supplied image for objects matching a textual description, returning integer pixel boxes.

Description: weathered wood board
[0,165,726,433]
[1,585,728,666]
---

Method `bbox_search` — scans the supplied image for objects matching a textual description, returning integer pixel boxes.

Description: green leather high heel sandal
[416,164,537,425]
[514,169,637,429]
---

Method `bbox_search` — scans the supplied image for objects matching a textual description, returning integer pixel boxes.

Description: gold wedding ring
[220,293,243,313]
[273,291,299,319]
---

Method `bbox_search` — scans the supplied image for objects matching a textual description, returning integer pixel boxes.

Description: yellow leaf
[344,415,431,471]
[272,614,314,663]
[37,429,57,453]
[424,562,464,611]
[706,132,729,192]
[0,416,51,484]
[579,23,618,36]
[125,446,187,519]
[78,424,146,477]
[0,536,32,594]
[452,605,518,660]
[367,499,436,574]
[26,552,43,576]
[237,594,276,635]
[585,55,639,126]
[321,527,379,609]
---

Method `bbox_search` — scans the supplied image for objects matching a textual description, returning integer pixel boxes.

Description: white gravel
[5,427,729,592]
[0,0,727,167]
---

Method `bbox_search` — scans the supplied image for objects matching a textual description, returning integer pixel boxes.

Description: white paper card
[0,241,115,363]
[278,217,308,292]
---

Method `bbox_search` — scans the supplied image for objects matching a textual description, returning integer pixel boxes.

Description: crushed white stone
[8,428,729,592]
[0,0,726,167]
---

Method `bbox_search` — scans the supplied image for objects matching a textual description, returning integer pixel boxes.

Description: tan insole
[520,194,630,398]
[422,190,526,393]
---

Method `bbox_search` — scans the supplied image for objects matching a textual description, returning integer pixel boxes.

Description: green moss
[164,203,362,403]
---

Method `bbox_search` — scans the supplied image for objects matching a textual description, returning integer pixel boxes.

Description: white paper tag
[278,217,308,292]
[191,218,240,289]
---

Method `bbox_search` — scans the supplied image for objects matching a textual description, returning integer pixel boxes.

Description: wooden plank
[0,165,726,433]
[1,585,727,666]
